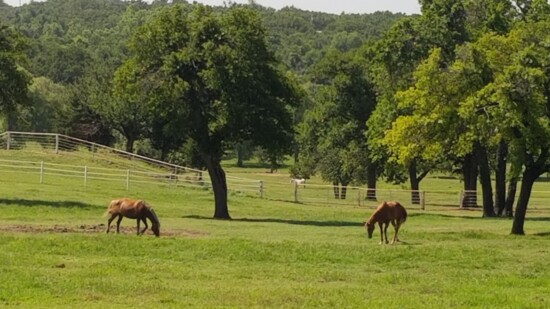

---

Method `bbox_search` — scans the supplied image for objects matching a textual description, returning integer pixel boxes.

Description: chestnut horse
[105,198,160,237]
[364,201,407,244]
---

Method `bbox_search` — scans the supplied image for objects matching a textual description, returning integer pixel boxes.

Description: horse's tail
[400,203,408,224]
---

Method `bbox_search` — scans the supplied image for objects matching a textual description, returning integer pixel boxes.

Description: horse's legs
[390,220,400,244]
[378,222,384,245]
[106,213,118,234]
[139,218,148,235]
[391,222,400,244]
[116,215,123,233]
[136,219,141,235]
[383,223,389,244]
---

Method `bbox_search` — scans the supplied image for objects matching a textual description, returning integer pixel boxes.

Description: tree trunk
[408,161,420,205]
[333,181,340,199]
[236,145,244,167]
[269,154,278,173]
[293,142,299,164]
[125,136,135,153]
[504,177,517,217]
[341,182,348,200]
[494,140,508,215]
[511,147,549,234]
[366,164,377,201]
[6,110,16,131]
[204,155,230,219]
[461,153,478,207]
[476,143,495,217]
[511,172,536,235]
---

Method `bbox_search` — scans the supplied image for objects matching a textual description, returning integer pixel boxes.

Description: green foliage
[0,23,32,124]
[17,76,71,133]
[2,0,404,155]
[117,4,302,217]
[298,50,376,185]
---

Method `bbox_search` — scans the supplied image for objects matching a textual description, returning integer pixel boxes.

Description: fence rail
[0,131,204,174]
[0,158,265,195]
[5,132,550,211]
[0,157,446,209]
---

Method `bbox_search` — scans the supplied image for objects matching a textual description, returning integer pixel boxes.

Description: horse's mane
[147,206,160,227]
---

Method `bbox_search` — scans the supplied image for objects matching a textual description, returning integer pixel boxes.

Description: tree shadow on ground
[0,198,97,209]
[408,212,528,220]
[524,217,550,221]
[408,213,486,220]
[182,215,362,227]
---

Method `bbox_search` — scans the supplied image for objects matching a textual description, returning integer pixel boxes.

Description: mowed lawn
[1,170,550,308]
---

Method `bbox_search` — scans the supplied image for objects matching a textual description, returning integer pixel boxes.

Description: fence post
[126,169,130,190]
[6,132,10,150]
[293,181,298,203]
[357,189,361,207]
[40,161,44,184]
[259,181,264,199]
[55,134,59,154]
[84,166,88,187]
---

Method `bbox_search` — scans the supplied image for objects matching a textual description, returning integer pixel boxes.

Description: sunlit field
[2,150,550,308]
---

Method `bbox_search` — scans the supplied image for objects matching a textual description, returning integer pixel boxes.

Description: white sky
[3,0,422,15]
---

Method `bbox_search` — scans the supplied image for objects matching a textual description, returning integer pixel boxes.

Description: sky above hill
[3,0,422,15]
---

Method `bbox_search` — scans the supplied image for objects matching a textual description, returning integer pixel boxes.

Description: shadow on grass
[409,212,523,220]
[0,198,97,209]
[182,215,362,227]
[533,231,550,236]
[408,213,486,220]
[524,217,550,221]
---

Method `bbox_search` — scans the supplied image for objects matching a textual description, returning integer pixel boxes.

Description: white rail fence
[0,155,467,209]
[0,158,263,196]
[0,131,263,196]
[0,131,201,174]
[5,131,547,211]
[5,156,550,211]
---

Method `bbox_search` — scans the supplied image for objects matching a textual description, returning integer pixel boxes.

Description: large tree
[118,4,299,219]
[0,23,31,129]
[298,50,377,199]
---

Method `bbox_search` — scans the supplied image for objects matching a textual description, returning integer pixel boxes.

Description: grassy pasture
[1,151,550,308]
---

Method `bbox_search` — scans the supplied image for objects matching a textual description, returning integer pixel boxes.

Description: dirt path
[0,223,208,237]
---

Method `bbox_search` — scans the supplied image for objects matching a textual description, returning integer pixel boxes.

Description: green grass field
[2,150,550,308]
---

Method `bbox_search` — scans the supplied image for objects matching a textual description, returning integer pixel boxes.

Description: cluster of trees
[1,0,550,235]
[299,0,550,235]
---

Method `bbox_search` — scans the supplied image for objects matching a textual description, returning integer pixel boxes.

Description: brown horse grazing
[105,198,160,237]
[364,201,407,244]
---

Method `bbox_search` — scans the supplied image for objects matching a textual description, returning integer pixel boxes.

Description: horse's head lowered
[147,207,161,237]
[364,221,375,239]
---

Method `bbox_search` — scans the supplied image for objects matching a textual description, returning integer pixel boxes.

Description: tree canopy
[117,4,300,218]
[0,23,31,129]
